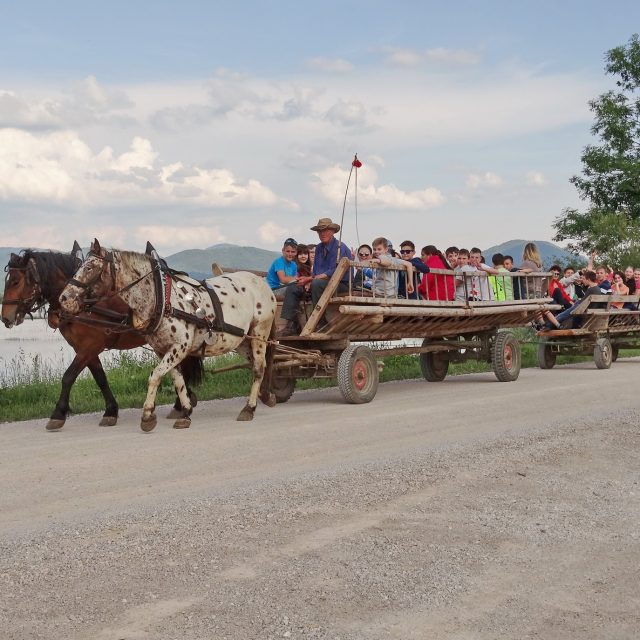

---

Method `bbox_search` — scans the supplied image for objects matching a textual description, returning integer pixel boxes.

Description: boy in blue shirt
[266,238,299,299]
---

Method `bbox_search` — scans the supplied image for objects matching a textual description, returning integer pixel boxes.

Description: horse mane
[116,249,153,279]
[11,249,79,302]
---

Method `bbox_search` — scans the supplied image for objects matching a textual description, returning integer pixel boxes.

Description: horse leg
[168,367,192,429]
[166,356,202,419]
[46,355,86,431]
[140,350,187,432]
[86,357,119,426]
[259,323,277,408]
[237,322,272,421]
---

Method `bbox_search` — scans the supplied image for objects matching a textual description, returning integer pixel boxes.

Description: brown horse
[2,244,203,430]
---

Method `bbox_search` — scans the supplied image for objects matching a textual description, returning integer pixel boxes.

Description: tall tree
[554,34,640,266]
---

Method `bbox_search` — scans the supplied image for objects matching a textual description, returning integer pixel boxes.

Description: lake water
[0,319,421,388]
[0,319,149,387]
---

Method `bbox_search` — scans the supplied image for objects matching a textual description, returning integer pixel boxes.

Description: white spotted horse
[60,239,277,431]
[2,242,204,430]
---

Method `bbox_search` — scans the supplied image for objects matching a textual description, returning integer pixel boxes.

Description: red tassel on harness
[352,157,362,168]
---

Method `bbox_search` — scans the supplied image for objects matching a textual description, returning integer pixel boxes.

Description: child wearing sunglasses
[398,241,430,299]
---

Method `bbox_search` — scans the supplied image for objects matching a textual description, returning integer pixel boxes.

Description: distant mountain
[165,244,280,275]
[0,244,281,294]
[482,240,583,269]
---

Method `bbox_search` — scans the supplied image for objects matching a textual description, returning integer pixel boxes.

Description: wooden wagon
[535,293,640,370]
[215,259,558,404]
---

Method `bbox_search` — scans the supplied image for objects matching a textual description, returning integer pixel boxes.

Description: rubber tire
[420,348,450,382]
[612,345,619,362]
[271,375,296,404]
[491,331,521,382]
[337,345,379,404]
[594,337,613,369]
[537,341,557,370]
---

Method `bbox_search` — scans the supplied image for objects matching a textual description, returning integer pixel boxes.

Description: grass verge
[1,332,638,423]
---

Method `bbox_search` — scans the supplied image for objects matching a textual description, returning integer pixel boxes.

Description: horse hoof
[140,415,157,432]
[173,418,191,429]
[46,419,65,431]
[189,392,198,408]
[166,408,181,419]
[264,393,277,408]
[236,407,255,422]
[99,416,117,427]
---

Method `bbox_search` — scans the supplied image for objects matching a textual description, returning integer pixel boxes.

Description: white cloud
[0,129,292,209]
[384,48,423,67]
[0,76,136,129]
[325,99,368,128]
[67,75,134,112]
[1,224,66,249]
[0,60,596,254]
[526,171,546,186]
[466,172,503,189]
[383,46,480,67]
[0,129,85,201]
[0,91,58,128]
[164,165,281,207]
[87,225,130,248]
[259,221,289,245]
[424,47,481,65]
[135,225,226,248]
[306,57,354,73]
[313,165,444,210]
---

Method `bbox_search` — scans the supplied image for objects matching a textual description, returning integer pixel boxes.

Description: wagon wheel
[271,375,296,403]
[594,337,613,369]
[537,340,556,370]
[337,345,379,404]
[419,338,450,381]
[491,331,521,382]
[611,345,619,362]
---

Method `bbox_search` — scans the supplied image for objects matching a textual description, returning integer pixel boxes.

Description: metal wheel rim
[352,359,371,391]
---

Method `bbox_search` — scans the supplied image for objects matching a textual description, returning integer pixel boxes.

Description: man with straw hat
[278,217,353,336]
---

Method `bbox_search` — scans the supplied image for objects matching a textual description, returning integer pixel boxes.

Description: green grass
[1,331,638,423]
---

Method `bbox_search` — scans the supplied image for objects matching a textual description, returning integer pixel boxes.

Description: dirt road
[1,362,639,639]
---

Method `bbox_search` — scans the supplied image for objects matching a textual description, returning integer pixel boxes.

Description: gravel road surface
[1,361,639,639]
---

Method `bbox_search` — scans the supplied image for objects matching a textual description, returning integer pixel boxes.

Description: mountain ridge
[482,240,583,269]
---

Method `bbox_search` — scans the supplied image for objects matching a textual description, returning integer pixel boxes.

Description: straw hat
[310,217,340,232]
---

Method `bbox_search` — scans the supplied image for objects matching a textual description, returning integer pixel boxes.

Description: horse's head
[59,239,116,315]
[2,252,43,328]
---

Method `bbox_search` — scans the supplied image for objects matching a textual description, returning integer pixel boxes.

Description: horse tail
[180,355,205,388]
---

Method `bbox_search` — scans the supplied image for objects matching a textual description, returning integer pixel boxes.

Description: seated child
[418,245,455,301]
[266,238,299,299]
[354,244,374,290]
[370,237,414,297]
[454,248,478,302]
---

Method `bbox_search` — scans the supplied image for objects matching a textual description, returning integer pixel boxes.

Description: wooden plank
[338,303,557,317]
[332,295,554,308]
[537,328,593,337]
[300,258,350,336]
[583,309,640,315]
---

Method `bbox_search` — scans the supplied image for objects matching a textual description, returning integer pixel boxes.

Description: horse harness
[141,254,246,340]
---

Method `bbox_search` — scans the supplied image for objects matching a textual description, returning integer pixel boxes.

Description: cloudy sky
[1,1,638,255]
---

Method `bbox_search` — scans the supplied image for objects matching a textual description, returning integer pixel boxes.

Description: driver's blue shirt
[312,237,353,284]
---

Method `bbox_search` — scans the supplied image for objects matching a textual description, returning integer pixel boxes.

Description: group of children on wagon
[267,236,554,304]
[265,217,640,335]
